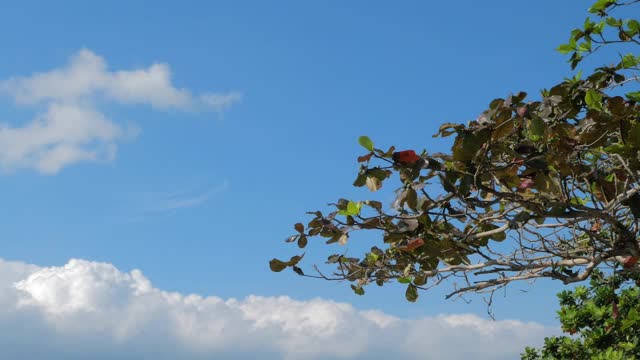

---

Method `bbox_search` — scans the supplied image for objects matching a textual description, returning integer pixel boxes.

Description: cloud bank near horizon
[0,257,557,360]
[0,49,241,174]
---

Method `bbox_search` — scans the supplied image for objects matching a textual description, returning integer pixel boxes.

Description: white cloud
[0,49,241,173]
[0,257,558,360]
[0,103,133,173]
[1,49,239,110]
[200,91,243,112]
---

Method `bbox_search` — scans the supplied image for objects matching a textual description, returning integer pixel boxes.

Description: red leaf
[518,178,535,190]
[517,106,529,118]
[358,153,374,163]
[405,238,425,251]
[612,300,619,319]
[623,256,639,268]
[393,150,420,165]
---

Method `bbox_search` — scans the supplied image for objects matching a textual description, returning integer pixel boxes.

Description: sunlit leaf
[338,233,349,246]
[585,89,603,110]
[365,176,382,191]
[358,136,374,151]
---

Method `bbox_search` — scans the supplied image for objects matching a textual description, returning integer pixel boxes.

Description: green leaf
[288,254,303,266]
[269,259,289,272]
[535,172,563,198]
[584,16,595,31]
[604,142,627,155]
[405,284,419,302]
[368,168,391,181]
[577,40,592,53]
[270,254,305,271]
[589,0,614,13]
[628,19,640,34]
[557,43,575,55]
[491,228,507,242]
[338,201,362,216]
[434,123,463,138]
[366,253,379,263]
[621,53,638,68]
[413,273,428,286]
[585,89,603,110]
[398,276,412,284]
[297,234,308,248]
[353,173,367,187]
[626,91,640,102]
[452,132,485,161]
[348,201,361,215]
[351,284,365,296]
[606,17,622,27]
[571,196,588,206]
[621,319,633,331]
[569,35,577,48]
[358,136,374,151]
[528,117,546,142]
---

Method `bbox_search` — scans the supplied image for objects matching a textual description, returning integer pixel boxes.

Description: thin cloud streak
[148,180,230,212]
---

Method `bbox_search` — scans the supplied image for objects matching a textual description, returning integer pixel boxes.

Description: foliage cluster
[271,0,640,305]
[522,270,640,360]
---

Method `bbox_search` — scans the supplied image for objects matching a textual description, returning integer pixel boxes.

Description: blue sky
[0,1,600,358]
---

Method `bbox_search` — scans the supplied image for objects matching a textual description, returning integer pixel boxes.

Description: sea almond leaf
[358,153,374,163]
[365,176,382,192]
[406,238,425,251]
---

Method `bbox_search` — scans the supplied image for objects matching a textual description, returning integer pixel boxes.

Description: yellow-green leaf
[358,136,374,151]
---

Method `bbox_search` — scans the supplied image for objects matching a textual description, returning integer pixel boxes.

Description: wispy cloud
[200,91,243,112]
[0,49,241,174]
[147,180,229,213]
[0,257,558,360]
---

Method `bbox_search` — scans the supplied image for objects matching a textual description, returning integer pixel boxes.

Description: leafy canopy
[272,0,640,302]
[522,271,640,360]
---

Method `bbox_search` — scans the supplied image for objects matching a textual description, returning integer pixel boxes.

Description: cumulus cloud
[0,103,135,173]
[1,49,240,110]
[0,49,241,173]
[0,257,557,360]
